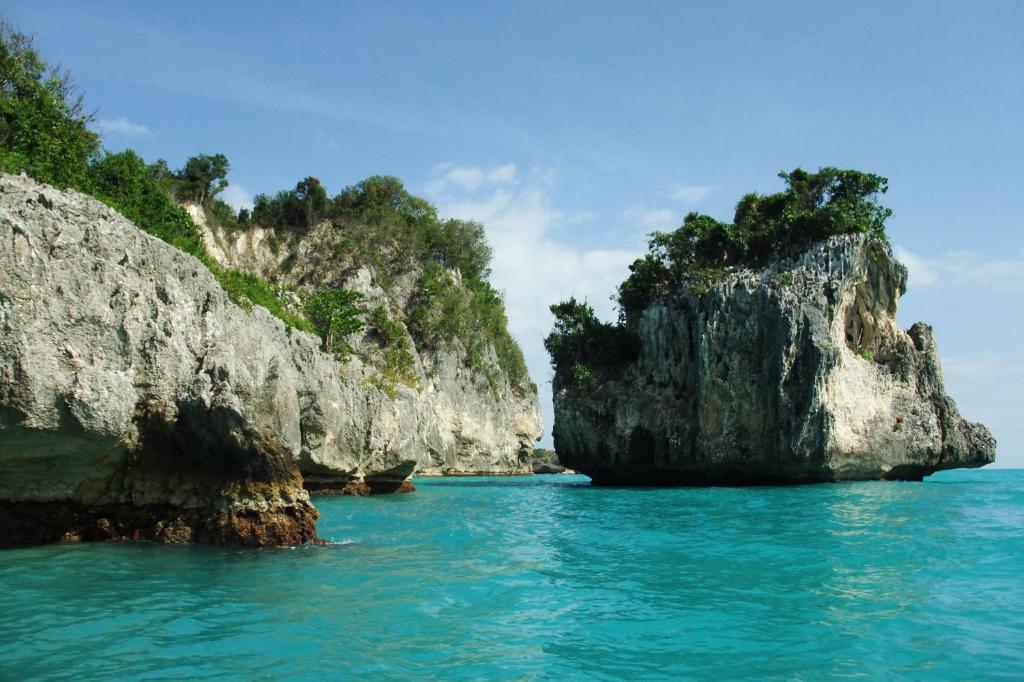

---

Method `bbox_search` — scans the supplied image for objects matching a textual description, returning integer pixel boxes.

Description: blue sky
[6,1,1022,466]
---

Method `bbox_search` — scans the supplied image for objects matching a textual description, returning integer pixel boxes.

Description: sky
[5,1,1022,466]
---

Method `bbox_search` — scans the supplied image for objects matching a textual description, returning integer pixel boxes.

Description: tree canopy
[0,21,98,188]
[543,298,638,380]
[549,168,894,385]
[174,153,229,205]
[304,288,364,356]
[617,167,892,316]
[252,176,329,230]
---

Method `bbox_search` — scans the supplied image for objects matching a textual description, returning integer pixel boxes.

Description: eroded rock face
[0,173,541,546]
[553,235,995,484]
[0,174,328,545]
[191,206,542,481]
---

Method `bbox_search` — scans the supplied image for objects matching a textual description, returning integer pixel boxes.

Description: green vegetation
[407,261,529,391]
[0,21,98,189]
[368,306,417,388]
[531,447,559,463]
[543,298,638,388]
[547,169,893,386]
[175,153,229,205]
[214,268,314,333]
[0,23,313,335]
[303,288,364,356]
[858,347,875,362]
[617,168,892,317]
[88,151,208,258]
[251,176,329,230]
[224,171,529,389]
[1,22,531,393]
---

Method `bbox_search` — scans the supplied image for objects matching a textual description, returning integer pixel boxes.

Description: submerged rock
[553,235,995,484]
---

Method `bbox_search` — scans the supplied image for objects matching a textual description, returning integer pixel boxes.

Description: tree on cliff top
[549,168,893,381]
[175,153,229,205]
[0,21,98,188]
[616,167,892,316]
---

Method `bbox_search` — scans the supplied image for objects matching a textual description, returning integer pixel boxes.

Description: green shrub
[617,168,892,320]
[368,305,417,386]
[571,364,596,388]
[0,22,98,189]
[304,288,364,355]
[544,298,638,384]
[204,198,239,230]
[366,306,419,392]
[88,150,209,260]
[215,267,315,334]
[408,261,472,349]
[466,278,529,389]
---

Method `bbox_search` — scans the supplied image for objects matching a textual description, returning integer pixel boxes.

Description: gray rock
[532,462,568,475]
[190,205,543,481]
[529,448,567,474]
[0,172,542,545]
[553,234,995,484]
[0,174,321,545]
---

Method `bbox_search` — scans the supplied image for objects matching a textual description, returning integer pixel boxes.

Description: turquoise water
[2,470,1023,680]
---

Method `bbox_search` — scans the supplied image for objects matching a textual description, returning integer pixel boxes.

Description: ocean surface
[2,469,1023,681]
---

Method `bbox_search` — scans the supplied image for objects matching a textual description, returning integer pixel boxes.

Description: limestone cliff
[553,234,995,484]
[0,175,329,544]
[190,205,542,481]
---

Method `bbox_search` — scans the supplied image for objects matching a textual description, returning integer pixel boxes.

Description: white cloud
[622,205,679,233]
[428,166,641,444]
[670,183,712,205]
[94,116,151,138]
[219,183,254,212]
[895,245,1024,291]
[427,163,520,194]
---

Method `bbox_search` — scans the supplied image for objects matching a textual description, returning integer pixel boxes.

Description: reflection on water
[2,471,1022,680]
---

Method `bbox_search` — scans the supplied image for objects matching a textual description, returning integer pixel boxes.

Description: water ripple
[2,470,1023,680]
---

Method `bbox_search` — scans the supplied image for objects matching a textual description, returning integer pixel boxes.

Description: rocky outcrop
[0,172,542,546]
[530,449,568,474]
[0,174,327,545]
[191,206,542,481]
[553,235,995,484]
